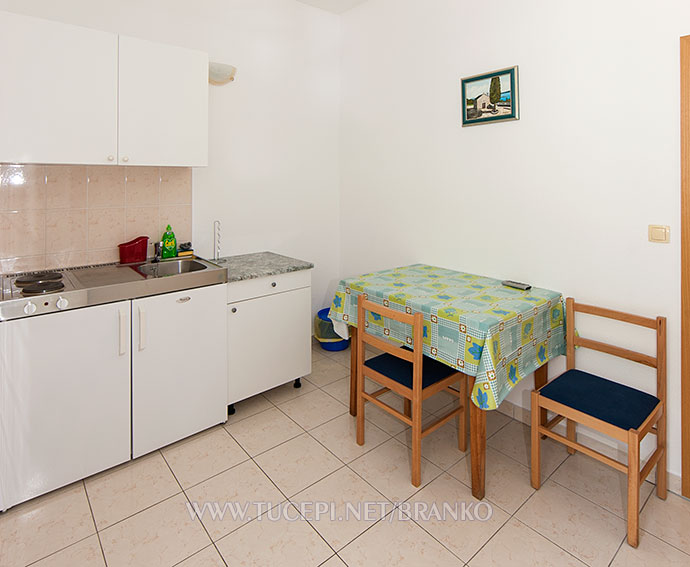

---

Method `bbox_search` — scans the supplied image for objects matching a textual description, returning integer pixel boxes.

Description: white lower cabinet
[0,302,131,511]
[132,284,227,458]
[227,273,312,404]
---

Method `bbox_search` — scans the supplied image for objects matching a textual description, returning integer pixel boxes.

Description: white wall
[0,0,342,314]
[340,0,689,477]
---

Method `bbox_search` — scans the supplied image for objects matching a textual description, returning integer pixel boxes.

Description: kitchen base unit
[227,269,312,406]
[0,301,131,511]
[132,284,227,458]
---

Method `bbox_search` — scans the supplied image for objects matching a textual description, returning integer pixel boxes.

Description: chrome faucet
[153,241,163,263]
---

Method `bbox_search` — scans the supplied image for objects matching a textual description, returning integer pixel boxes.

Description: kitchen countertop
[214,252,314,283]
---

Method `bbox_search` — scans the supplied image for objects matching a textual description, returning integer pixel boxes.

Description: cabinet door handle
[231,307,237,313]
[138,307,146,351]
[271,282,277,288]
[118,308,127,356]
[177,296,191,303]
[122,156,129,163]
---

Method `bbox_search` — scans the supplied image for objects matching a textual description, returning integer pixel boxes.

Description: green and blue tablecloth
[328,264,566,410]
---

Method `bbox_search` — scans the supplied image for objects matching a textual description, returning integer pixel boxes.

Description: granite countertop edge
[214,251,314,283]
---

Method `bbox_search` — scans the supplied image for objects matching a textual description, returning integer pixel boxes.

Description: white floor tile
[225,407,304,456]
[254,434,343,497]
[0,482,95,566]
[216,507,333,567]
[516,479,626,567]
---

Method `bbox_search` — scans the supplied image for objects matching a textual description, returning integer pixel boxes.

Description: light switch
[648,225,670,243]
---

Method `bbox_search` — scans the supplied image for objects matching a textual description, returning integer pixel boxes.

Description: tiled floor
[2,344,690,566]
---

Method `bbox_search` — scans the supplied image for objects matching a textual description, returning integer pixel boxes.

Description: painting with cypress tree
[461,66,519,126]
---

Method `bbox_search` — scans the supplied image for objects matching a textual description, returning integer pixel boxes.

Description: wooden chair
[531,297,666,548]
[356,293,467,486]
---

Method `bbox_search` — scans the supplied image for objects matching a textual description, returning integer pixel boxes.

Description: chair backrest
[566,297,666,404]
[357,293,424,390]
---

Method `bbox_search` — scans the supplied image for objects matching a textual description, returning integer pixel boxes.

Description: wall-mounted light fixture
[209,62,237,85]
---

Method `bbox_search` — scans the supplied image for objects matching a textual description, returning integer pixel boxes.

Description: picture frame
[461,66,519,127]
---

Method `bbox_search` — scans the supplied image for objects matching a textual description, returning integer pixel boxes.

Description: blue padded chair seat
[540,369,660,431]
[364,352,457,389]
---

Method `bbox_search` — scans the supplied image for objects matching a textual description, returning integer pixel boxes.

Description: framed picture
[461,66,519,127]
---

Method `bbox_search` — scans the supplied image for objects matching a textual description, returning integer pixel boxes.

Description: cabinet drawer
[227,270,311,303]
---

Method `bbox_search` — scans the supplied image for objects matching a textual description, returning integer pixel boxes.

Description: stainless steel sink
[137,259,208,278]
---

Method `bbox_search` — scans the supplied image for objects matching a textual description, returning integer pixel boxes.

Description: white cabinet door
[0,11,118,165]
[228,286,312,404]
[119,35,208,167]
[0,302,131,511]
[132,285,226,458]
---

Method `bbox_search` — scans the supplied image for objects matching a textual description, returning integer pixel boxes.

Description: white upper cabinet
[118,36,209,167]
[0,11,118,165]
[0,11,208,167]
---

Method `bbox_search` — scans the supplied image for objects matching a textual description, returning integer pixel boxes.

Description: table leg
[469,377,486,500]
[535,363,548,436]
[349,326,358,416]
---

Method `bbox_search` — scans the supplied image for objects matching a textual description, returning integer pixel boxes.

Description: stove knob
[23,302,37,315]
[56,296,69,310]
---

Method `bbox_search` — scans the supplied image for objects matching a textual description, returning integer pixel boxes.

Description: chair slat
[539,426,628,473]
[360,297,415,325]
[421,406,462,439]
[574,337,657,368]
[362,391,412,426]
[574,301,657,329]
[640,446,664,482]
[362,332,414,362]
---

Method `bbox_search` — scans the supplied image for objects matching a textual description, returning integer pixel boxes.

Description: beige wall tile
[2,210,46,257]
[87,166,125,208]
[1,164,46,210]
[126,167,160,206]
[46,166,87,209]
[46,209,87,253]
[0,163,193,273]
[0,164,9,210]
[125,206,159,243]
[159,205,192,243]
[0,255,46,274]
[160,167,192,205]
[46,251,88,270]
[0,211,10,257]
[88,208,125,250]
[88,248,120,265]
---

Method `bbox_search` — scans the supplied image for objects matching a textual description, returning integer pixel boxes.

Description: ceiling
[295,0,368,14]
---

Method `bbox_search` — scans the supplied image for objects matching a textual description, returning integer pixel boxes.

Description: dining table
[328,263,566,500]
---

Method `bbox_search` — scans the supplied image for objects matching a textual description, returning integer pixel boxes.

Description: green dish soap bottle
[161,224,177,259]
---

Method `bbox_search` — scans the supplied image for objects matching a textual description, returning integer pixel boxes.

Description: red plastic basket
[118,236,149,264]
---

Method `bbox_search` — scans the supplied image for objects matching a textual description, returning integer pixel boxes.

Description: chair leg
[657,409,668,500]
[531,390,541,490]
[411,398,423,487]
[566,419,577,455]
[356,365,365,447]
[458,376,467,452]
[627,429,640,548]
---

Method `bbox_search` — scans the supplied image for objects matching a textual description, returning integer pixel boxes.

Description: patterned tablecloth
[328,264,566,410]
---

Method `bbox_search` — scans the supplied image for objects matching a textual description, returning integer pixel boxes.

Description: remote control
[502,280,532,291]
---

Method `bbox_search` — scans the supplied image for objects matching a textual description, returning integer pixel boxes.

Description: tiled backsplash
[0,164,192,274]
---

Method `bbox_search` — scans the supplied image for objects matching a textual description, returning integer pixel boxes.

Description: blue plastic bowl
[317,308,350,351]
